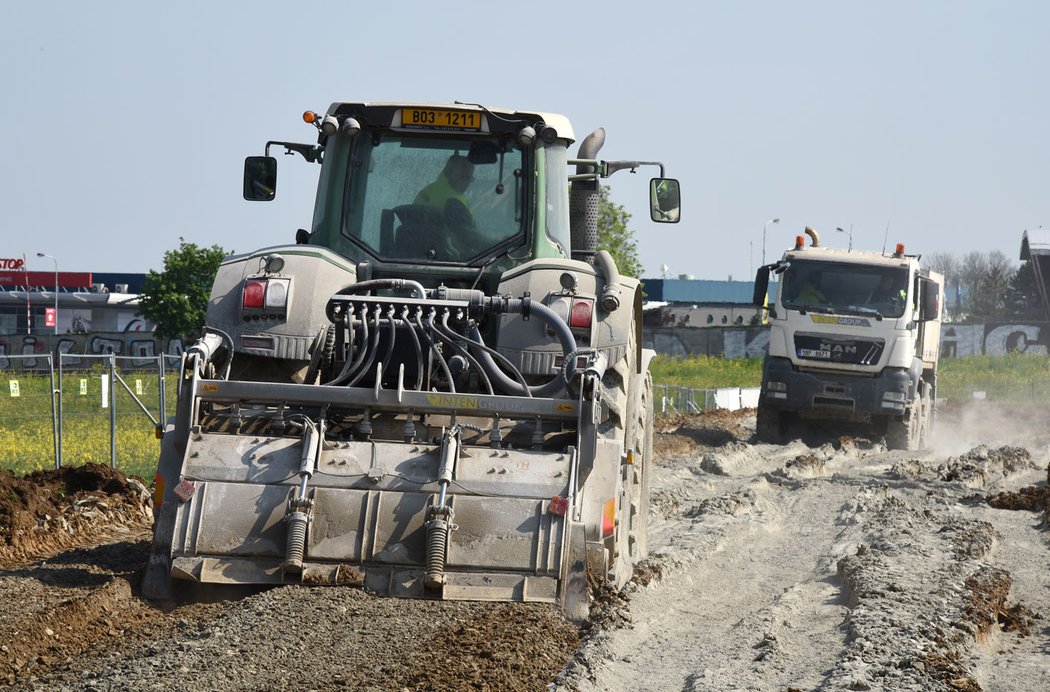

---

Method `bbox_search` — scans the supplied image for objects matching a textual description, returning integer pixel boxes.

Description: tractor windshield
[342,132,527,264]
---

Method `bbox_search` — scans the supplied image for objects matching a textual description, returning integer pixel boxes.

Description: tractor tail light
[264,278,290,308]
[243,278,290,310]
[243,279,266,308]
[569,299,593,329]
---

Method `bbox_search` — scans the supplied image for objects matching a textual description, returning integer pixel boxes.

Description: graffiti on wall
[644,323,1050,360]
[0,333,186,369]
[940,324,1049,357]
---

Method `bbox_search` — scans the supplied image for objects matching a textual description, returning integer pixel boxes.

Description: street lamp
[36,252,58,335]
[835,225,854,251]
[762,218,780,266]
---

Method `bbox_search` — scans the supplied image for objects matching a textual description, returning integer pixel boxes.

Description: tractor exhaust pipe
[570,128,605,263]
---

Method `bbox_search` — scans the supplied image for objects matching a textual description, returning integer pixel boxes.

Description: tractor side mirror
[244,156,277,201]
[650,178,681,223]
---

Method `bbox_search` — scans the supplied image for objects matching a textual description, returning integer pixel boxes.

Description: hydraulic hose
[398,309,424,390]
[468,299,578,398]
[336,278,426,299]
[436,311,494,395]
[347,308,383,387]
[378,305,397,381]
[418,311,455,392]
[326,305,370,385]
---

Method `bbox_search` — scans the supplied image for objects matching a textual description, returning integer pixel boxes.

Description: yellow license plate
[401,108,482,131]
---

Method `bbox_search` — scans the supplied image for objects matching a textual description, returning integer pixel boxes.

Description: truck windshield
[781,260,910,318]
[341,132,526,264]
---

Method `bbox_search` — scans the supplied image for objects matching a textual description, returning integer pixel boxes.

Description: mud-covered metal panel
[446,496,562,574]
[441,573,559,603]
[369,490,430,565]
[453,447,573,499]
[179,481,289,558]
[183,433,303,484]
[307,487,369,561]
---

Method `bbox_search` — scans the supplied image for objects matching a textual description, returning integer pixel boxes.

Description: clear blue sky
[3,1,1047,282]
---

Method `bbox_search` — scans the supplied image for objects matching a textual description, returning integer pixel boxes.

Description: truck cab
[753,228,943,449]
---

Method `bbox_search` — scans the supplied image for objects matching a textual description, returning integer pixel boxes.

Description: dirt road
[1,401,1047,691]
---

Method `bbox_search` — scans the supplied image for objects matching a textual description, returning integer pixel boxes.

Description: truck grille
[794,335,884,365]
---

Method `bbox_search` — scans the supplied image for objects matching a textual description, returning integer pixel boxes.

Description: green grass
[650,353,1050,403]
[650,355,763,389]
[937,353,1050,401]
[0,370,174,479]
[3,354,1049,476]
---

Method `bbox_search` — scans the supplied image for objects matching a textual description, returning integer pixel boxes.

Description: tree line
[926,250,1044,323]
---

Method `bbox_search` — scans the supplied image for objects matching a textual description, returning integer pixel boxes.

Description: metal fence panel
[56,353,176,478]
[0,354,176,478]
[0,354,58,473]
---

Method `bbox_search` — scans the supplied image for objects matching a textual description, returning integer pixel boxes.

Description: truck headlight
[881,390,906,411]
[767,381,788,399]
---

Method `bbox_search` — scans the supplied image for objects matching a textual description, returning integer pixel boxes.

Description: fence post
[158,355,167,433]
[57,353,65,467]
[47,354,59,470]
[109,353,117,469]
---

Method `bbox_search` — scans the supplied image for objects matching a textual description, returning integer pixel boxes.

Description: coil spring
[284,511,309,573]
[423,518,449,588]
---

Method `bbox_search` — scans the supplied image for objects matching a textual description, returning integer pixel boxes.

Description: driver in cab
[867,274,906,305]
[414,155,476,233]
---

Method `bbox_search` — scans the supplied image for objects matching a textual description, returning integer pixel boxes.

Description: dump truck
[142,101,681,620]
[752,227,943,450]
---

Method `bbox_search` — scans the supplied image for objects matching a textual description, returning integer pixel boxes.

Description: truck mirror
[650,178,681,223]
[919,277,941,321]
[753,265,771,306]
[244,156,277,201]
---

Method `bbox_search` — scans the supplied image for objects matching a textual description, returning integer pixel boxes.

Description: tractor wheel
[625,370,653,562]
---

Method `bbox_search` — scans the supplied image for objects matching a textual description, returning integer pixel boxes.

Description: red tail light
[569,299,593,329]
[243,279,266,308]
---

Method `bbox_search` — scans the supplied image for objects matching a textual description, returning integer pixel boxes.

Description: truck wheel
[756,402,786,443]
[916,388,933,450]
[885,400,920,451]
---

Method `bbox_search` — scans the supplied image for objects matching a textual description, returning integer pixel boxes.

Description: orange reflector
[154,425,163,440]
[601,498,616,539]
[626,449,635,465]
[303,110,318,123]
[549,495,570,516]
[153,473,165,510]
